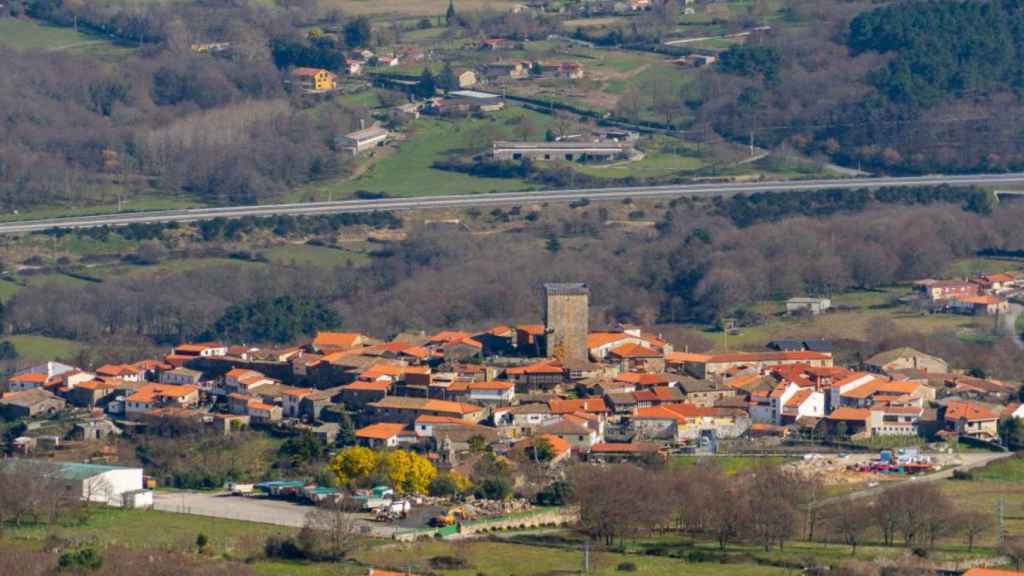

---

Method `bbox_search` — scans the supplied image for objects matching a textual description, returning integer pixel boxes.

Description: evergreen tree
[439,62,458,92]
[446,0,457,25]
[336,410,356,447]
[417,67,436,99]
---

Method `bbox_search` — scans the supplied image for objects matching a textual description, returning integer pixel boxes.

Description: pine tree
[439,62,457,92]
[417,67,436,99]
[446,0,457,25]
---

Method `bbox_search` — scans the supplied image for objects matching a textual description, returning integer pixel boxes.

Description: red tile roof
[827,407,870,422]
[549,398,607,414]
[608,343,661,358]
[945,400,998,422]
[589,442,663,454]
[356,422,407,440]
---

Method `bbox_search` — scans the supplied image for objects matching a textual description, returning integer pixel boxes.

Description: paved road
[151,491,397,536]
[6,172,1024,234]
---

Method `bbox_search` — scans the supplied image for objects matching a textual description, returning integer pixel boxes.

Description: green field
[0,18,134,60]
[5,335,83,363]
[0,279,21,302]
[7,508,293,555]
[354,540,790,576]
[577,152,705,179]
[671,454,793,474]
[298,111,553,200]
[262,243,372,267]
[0,195,201,223]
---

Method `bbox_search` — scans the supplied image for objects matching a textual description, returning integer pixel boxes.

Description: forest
[702,0,1024,173]
[7,199,1024,373]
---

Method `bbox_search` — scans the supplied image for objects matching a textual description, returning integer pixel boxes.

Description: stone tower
[544,283,589,365]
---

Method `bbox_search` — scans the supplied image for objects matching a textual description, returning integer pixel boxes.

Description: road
[6,172,1024,234]
[815,451,1013,508]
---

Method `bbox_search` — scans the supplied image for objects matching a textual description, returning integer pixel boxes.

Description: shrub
[430,555,469,569]
[952,469,973,481]
[617,561,637,572]
[58,547,102,571]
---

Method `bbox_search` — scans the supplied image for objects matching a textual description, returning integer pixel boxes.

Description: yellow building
[290,67,337,91]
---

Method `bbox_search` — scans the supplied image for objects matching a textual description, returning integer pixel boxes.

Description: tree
[530,436,555,463]
[823,501,874,555]
[416,67,436,99]
[297,498,362,561]
[741,465,802,550]
[336,411,356,447]
[208,295,342,344]
[1000,417,1024,450]
[378,450,437,493]
[1005,535,1024,571]
[446,0,457,25]
[958,509,990,552]
[438,62,458,92]
[343,17,372,48]
[279,431,325,468]
[329,446,379,487]
[429,471,472,498]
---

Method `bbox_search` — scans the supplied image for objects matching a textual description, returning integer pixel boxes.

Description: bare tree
[297,497,364,561]
[958,509,991,552]
[823,500,874,555]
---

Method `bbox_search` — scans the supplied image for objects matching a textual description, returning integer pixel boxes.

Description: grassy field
[576,151,705,179]
[0,18,134,60]
[321,0,523,16]
[698,306,982,352]
[297,111,553,200]
[671,454,793,474]
[4,335,83,363]
[943,257,1022,278]
[354,539,791,576]
[0,279,21,302]
[0,195,201,223]
[262,243,373,267]
[6,508,293,555]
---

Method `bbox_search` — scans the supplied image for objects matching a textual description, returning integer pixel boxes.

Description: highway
[4,172,1024,234]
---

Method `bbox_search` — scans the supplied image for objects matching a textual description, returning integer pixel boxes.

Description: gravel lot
[152,491,398,536]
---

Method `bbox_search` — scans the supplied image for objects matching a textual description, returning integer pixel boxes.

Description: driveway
[152,491,397,537]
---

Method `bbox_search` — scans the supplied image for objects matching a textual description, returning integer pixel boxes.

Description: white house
[159,367,203,386]
[7,362,77,392]
[467,380,515,406]
[282,387,313,418]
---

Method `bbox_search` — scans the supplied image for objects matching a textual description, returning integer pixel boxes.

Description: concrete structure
[0,388,65,419]
[544,283,590,365]
[493,141,631,162]
[864,347,948,375]
[2,460,144,506]
[786,297,831,315]
[338,125,389,155]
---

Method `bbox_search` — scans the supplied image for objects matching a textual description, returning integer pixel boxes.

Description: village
[3,268,1024,540]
